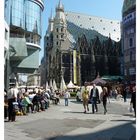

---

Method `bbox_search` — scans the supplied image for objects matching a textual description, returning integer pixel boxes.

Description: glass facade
[11,0,25,29]
[7,0,44,36]
[25,0,42,35]
[4,0,44,75]
[4,0,9,23]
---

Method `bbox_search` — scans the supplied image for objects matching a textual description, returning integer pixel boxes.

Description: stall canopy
[67,81,79,89]
[91,78,106,85]
[49,79,53,88]
[45,81,49,90]
[67,81,75,88]
[60,77,67,91]
[52,79,58,91]
[101,75,124,82]
[91,73,106,85]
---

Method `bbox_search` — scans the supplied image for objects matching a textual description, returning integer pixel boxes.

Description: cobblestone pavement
[4,98,136,140]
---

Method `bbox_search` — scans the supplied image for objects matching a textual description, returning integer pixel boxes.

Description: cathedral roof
[122,0,136,14]
[65,11,121,47]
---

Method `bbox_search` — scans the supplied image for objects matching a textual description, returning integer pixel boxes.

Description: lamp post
[69,48,72,82]
[77,51,81,86]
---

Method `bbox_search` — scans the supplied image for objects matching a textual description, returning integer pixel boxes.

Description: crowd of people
[81,83,136,117]
[4,82,136,122]
[4,85,63,122]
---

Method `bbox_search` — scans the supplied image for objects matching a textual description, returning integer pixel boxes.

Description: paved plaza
[5,98,136,140]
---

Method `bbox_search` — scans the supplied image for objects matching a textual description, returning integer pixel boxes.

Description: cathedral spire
[56,0,64,12]
[50,8,53,20]
[58,0,63,9]
[49,8,54,22]
[47,8,54,33]
[109,33,111,39]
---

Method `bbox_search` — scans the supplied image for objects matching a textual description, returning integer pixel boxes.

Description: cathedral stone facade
[41,1,121,87]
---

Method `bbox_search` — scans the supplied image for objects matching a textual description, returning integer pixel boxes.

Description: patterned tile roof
[65,11,121,45]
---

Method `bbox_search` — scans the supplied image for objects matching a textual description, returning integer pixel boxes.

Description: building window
[56,41,59,45]
[129,38,133,47]
[5,29,8,40]
[56,35,59,38]
[61,28,63,32]
[130,51,132,62]
[56,28,59,32]
[61,35,63,38]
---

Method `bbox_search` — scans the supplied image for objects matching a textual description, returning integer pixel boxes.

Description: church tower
[48,10,54,34]
[53,0,67,49]
[44,11,54,60]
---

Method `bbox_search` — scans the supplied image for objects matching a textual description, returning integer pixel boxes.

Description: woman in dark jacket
[101,87,108,115]
[130,86,136,117]
[32,93,41,112]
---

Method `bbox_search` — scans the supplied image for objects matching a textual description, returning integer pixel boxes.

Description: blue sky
[40,0,124,63]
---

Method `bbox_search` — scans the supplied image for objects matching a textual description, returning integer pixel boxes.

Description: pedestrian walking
[64,90,70,106]
[123,86,129,102]
[82,84,89,113]
[100,87,108,114]
[130,86,136,117]
[89,83,100,114]
[7,84,19,122]
[111,87,117,99]
[4,89,8,120]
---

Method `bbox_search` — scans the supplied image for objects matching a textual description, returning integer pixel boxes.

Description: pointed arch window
[61,27,63,32]
[80,47,82,53]
[130,51,133,62]
[61,35,63,38]
[84,48,87,54]
[56,28,59,32]
[129,38,133,47]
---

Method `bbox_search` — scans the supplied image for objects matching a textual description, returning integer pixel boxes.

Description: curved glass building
[5,0,44,80]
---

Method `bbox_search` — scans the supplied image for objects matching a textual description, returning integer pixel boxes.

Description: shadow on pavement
[123,114,134,117]
[70,100,82,104]
[110,119,136,122]
[64,111,84,114]
[46,122,136,140]
[64,111,108,115]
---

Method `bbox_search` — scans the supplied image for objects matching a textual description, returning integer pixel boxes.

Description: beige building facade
[122,0,136,83]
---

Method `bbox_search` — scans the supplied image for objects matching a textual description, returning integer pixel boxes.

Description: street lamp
[69,48,72,82]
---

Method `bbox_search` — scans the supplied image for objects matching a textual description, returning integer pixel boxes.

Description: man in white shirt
[89,84,99,113]
[7,84,19,122]
[64,90,70,106]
